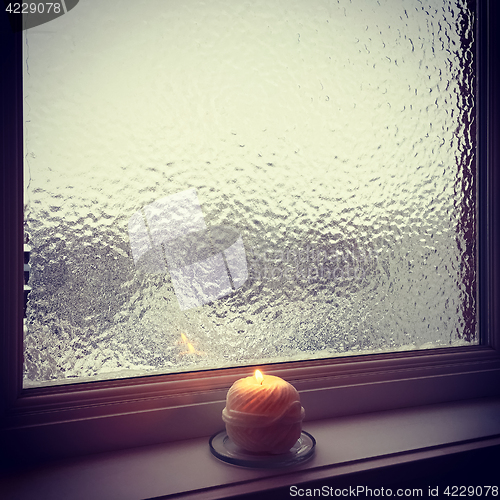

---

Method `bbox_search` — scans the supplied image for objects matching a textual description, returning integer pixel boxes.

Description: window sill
[2,396,499,500]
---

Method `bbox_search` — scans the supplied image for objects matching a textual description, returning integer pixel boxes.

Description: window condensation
[23,0,477,387]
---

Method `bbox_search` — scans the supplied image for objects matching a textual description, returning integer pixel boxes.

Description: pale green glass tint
[23,0,477,387]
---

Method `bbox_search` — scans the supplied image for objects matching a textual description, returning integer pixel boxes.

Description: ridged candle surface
[222,374,305,454]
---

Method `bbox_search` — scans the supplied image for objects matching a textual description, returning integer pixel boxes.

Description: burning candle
[222,370,305,454]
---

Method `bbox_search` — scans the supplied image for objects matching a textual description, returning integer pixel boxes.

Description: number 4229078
[6,3,62,14]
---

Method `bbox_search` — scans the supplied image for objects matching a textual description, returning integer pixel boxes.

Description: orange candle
[222,370,305,454]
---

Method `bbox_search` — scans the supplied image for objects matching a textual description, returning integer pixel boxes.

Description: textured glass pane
[23,0,477,387]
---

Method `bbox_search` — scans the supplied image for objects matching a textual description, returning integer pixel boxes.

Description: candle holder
[209,429,316,468]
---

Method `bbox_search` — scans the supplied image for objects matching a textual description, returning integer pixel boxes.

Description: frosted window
[23,0,477,387]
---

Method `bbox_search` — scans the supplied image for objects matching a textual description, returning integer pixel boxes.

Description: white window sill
[2,397,499,500]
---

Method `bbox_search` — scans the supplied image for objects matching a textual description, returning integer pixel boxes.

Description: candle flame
[255,369,264,384]
[178,333,205,356]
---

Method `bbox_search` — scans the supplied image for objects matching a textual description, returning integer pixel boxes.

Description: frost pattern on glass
[23,0,477,387]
